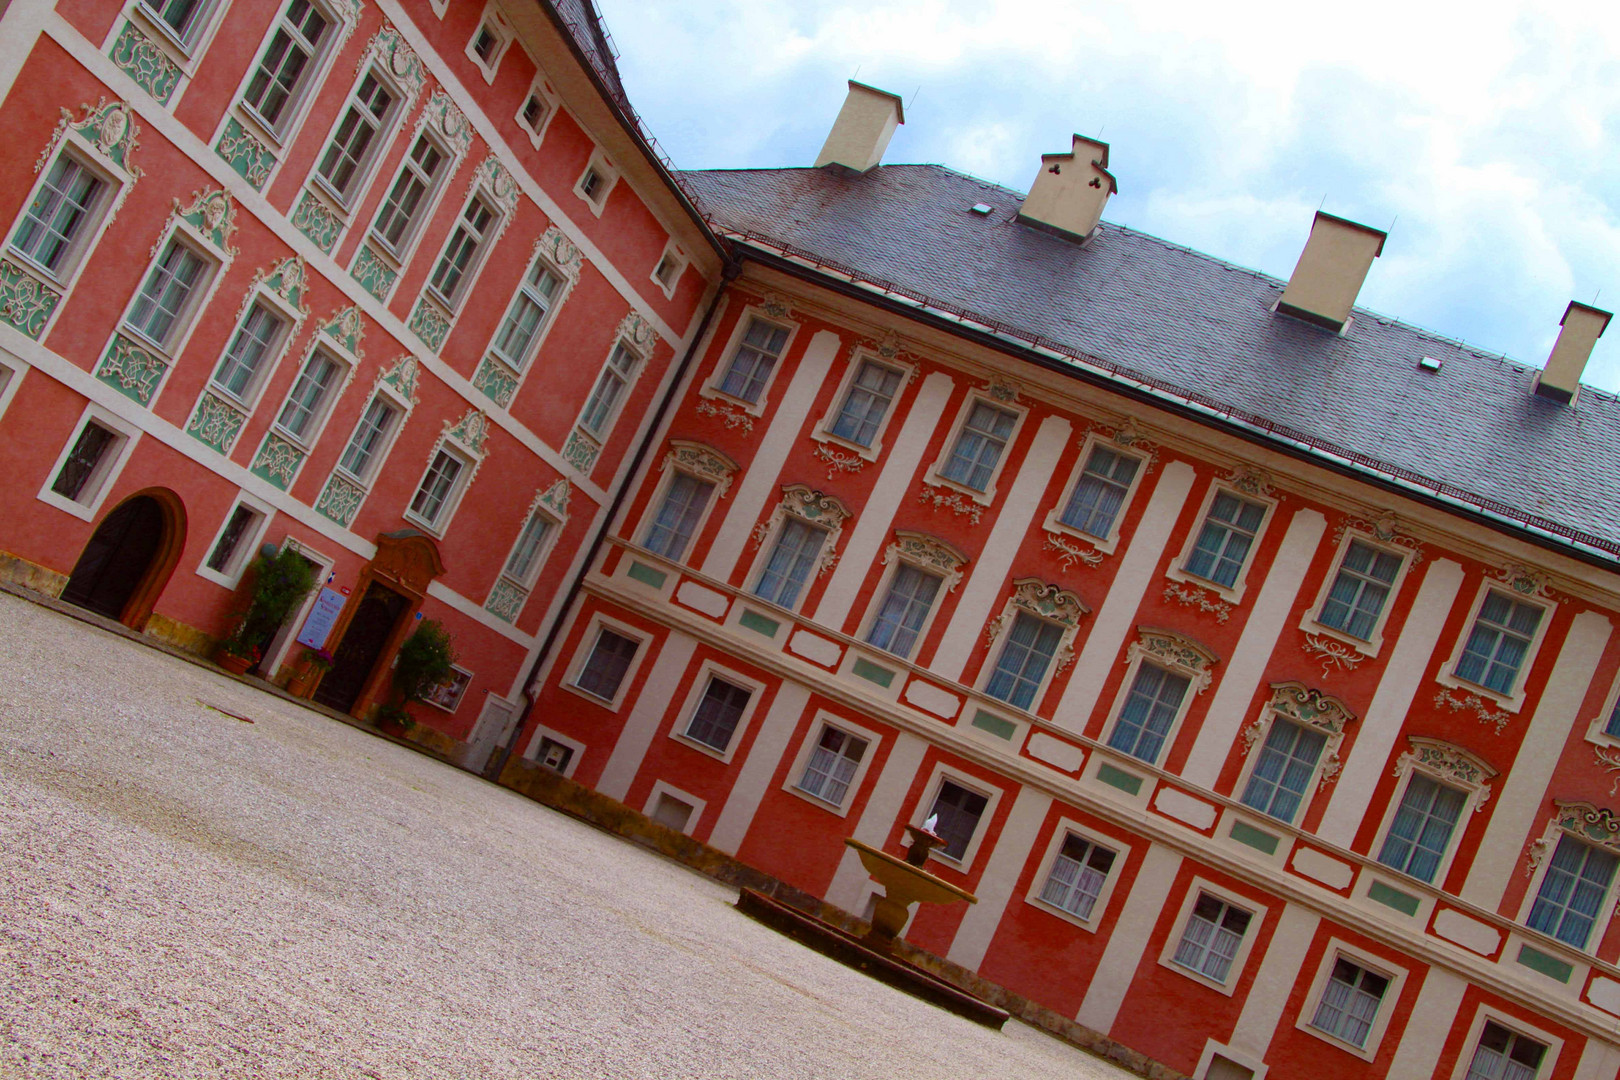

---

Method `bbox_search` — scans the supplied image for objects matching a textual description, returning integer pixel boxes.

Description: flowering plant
[304,647,336,671]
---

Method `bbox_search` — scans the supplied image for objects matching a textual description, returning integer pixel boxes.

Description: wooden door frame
[68,487,187,631]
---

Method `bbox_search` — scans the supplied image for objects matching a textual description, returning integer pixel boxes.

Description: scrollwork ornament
[696,398,755,434]
[1222,465,1274,498]
[665,440,737,496]
[1008,578,1088,628]
[882,531,968,592]
[814,441,865,479]
[917,482,983,525]
[1332,509,1425,565]
[1126,628,1219,694]
[1393,737,1496,810]
[1163,582,1231,623]
[535,226,584,283]
[1046,533,1103,570]
[1303,633,1365,678]
[1434,689,1512,735]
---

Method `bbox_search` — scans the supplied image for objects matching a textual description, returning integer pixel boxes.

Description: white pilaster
[1054,462,1196,731]
[1182,508,1326,787]
[1227,903,1321,1060]
[595,634,698,801]
[930,414,1072,682]
[813,371,955,631]
[1385,969,1468,1080]
[1461,610,1613,908]
[1317,558,1466,847]
[702,330,840,580]
[1075,843,1183,1033]
[1574,1037,1620,1080]
[706,682,811,854]
[946,786,1052,971]
[825,732,929,912]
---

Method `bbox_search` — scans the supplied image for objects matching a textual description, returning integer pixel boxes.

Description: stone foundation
[0,551,67,598]
[144,611,215,657]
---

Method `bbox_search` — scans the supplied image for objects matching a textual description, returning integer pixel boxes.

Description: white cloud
[598,0,1620,387]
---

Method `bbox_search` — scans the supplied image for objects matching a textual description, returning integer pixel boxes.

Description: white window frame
[812,350,913,462]
[854,532,967,662]
[1042,432,1148,555]
[650,240,688,299]
[195,490,274,588]
[1231,684,1353,827]
[1022,817,1130,931]
[496,503,561,594]
[561,613,651,713]
[7,144,124,292]
[922,392,1028,506]
[1516,814,1620,955]
[403,438,476,537]
[363,125,456,271]
[117,224,223,364]
[1585,670,1620,749]
[0,351,28,425]
[270,339,352,451]
[526,723,585,778]
[700,306,799,416]
[1300,530,1413,656]
[909,763,1004,871]
[782,712,883,816]
[222,0,346,151]
[205,282,303,410]
[1436,580,1556,713]
[1366,738,1493,889]
[119,0,230,78]
[741,486,851,615]
[632,442,736,564]
[36,404,142,521]
[573,149,620,217]
[1101,631,1216,768]
[308,62,407,213]
[427,189,504,312]
[1446,1007,1563,1080]
[643,779,705,836]
[574,337,646,443]
[464,4,513,82]
[1295,940,1407,1061]
[331,381,409,494]
[1156,879,1267,995]
[515,74,558,147]
[1166,481,1277,604]
[485,254,569,376]
[668,659,766,764]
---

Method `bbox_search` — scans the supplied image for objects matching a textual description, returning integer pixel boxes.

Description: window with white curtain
[866,563,942,659]
[1526,835,1618,950]
[1463,1022,1547,1080]
[984,612,1063,711]
[1308,957,1388,1047]
[717,316,790,404]
[828,359,902,447]
[1317,540,1402,640]
[940,401,1017,492]
[1171,893,1252,983]
[1375,773,1466,884]
[925,779,988,861]
[753,517,826,610]
[796,726,867,807]
[1455,589,1544,696]
[1060,444,1140,539]
[642,472,713,562]
[1107,662,1191,765]
[1038,833,1116,920]
[1240,720,1326,824]
[1185,490,1267,589]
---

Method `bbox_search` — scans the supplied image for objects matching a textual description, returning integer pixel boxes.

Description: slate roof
[546,0,627,105]
[678,164,1620,562]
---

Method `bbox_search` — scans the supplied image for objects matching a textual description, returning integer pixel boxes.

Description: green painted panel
[1368,880,1420,916]
[851,657,895,688]
[1229,820,1280,855]
[109,19,180,104]
[970,709,1017,740]
[626,561,666,588]
[1096,763,1143,796]
[1516,944,1573,983]
[739,609,779,637]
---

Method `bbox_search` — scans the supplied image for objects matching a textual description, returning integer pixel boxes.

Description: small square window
[1464,1021,1547,1080]
[654,252,680,288]
[573,627,640,703]
[521,94,547,131]
[926,779,989,862]
[1308,957,1389,1048]
[51,422,121,503]
[1038,833,1116,921]
[1171,893,1252,983]
[683,675,752,753]
[580,168,603,202]
[472,26,499,64]
[796,726,868,806]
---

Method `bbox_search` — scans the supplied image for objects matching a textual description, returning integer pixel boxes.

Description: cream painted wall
[1075,843,1183,1033]
[707,681,812,854]
[825,731,929,912]
[946,785,1052,971]
[1227,903,1321,1061]
[595,634,699,800]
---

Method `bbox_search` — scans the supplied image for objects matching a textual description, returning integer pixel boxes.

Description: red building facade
[5,3,1620,1079]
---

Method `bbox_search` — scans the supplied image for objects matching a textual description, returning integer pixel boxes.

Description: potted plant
[284,646,333,698]
[214,547,317,676]
[375,619,456,737]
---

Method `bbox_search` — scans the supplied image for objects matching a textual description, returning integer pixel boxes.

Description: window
[1108,663,1191,764]
[796,726,868,806]
[654,251,681,290]
[520,92,548,134]
[502,510,554,586]
[1376,773,1466,884]
[140,0,212,47]
[471,24,499,65]
[1038,834,1116,920]
[336,395,398,481]
[866,563,942,659]
[11,154,105,277]
[538,736,574,774]
[1464,1022,1547,1080]
[927,779,989,861]
[490,263,563,369]
[1606,696,1620,740]
[985,612,1063,711]
[1060,444,1139,539]
[1309,957,1389,1048]
[212,301,287,401]
[408,448,466,528]
[371,135,446,255]
[828,360,902,448]
[574,628,639,702]
[126,240,208,349]
[1240,720,1326,824]
[642,473,712,561]
[579,342,639,436]
[430,196,497,304]
[754,518,826,610]
[1172,894,1252,983]
[940,401,1017,492]
[683,676,751,753]
[241,0,330,132]
[1455,590,1544,696]
[275,350,340,442]
[1319,540,1402,640]
[717,317,789,404]
[204,503,261,575]
[1186,491,1267,589]
[1526,835,1618,950]
[50,422,119,502]
[577,165,610,208]
[315,70,395,201]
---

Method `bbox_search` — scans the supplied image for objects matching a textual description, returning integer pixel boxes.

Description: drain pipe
[482,260,738,781]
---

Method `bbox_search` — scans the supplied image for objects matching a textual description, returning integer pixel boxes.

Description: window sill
[920,470,996,507]
[784,783,851,816]
[1163,564,1247,605]
[1432,670,1526,715]
[697,382,768,417]
[1158,956,1238,997]
[231,103,288,154]
[307,174,357,217]
[5,247,68,291]
[1298,1024,1378,1063]
[1040,516,1118,556]
[35,488,97,522]
[1297,614,1381,658]
[559,680,624,713]
[669,730,738,765]
[1021,893,1103,935]
[810,426,881,463]
[401,508,448,538]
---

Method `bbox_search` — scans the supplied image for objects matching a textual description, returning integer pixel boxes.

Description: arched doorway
[60,489,186,629]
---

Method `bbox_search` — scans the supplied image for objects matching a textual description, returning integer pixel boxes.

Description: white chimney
[1017,135,1118,242]
[1534,301,1612,404]
[814,81,904,174]
[1276,211,1386,332]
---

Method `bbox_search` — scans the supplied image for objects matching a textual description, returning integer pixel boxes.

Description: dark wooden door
[61,496,165,620]
[314,581,410,712]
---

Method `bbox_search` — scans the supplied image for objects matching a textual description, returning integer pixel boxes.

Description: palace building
[3,2,1620,1078]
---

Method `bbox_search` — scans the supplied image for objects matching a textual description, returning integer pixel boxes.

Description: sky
[593,0,1620,391]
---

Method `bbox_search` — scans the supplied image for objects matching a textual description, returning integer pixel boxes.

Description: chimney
[1276,212,1387,332]
[1534,301,1612,404]
[814,81,904,174]
[1017,135,1118,242]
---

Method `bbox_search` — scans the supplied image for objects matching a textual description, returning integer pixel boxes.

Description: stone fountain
[735,822,1008,1027]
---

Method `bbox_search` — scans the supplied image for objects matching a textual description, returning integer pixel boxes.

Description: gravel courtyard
[0,592,1139,1079]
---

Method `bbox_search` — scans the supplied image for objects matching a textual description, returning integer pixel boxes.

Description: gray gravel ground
[0,591,1140,1079]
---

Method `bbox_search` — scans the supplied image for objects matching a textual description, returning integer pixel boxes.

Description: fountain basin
[846,837,976,946]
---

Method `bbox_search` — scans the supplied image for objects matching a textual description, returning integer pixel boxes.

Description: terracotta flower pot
[217,651,253,676]
[284,669,319,698]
